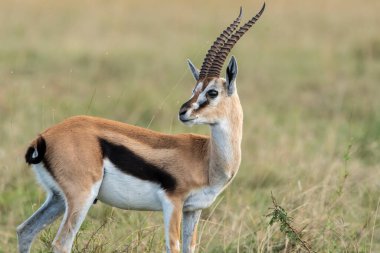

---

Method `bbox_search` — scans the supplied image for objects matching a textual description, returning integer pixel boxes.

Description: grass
[1,0,380,252]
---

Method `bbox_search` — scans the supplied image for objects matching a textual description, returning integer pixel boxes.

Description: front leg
[182,210,202,253]
[161,194,183,253]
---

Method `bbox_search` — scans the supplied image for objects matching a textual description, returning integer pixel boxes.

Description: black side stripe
[98,138,177,192]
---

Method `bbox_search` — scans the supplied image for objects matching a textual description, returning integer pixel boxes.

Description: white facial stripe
[194,82,203,93]
[196,93,207,106]
[191,103,199,110]
[190,82,203,99]
[191,81,211,110]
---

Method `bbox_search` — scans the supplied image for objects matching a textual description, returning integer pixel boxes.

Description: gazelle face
[177,3,265,126]
[179,57,238,126]
[179,78,229,125]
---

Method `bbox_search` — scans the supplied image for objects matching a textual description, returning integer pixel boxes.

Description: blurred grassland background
[1,0,380,252]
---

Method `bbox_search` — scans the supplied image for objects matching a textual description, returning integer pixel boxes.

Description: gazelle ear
[226,56,238,96]
[187,59,200,81]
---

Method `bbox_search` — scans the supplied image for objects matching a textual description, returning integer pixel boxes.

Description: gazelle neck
[208,94,243,185]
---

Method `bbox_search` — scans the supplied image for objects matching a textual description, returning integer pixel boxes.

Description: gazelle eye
[207,90,218,99]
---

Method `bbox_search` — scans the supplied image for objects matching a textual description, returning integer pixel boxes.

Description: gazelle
[17,4,265,253]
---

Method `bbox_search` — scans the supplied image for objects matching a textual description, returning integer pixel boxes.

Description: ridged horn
[198,7,243,80]
[207,3,266,78]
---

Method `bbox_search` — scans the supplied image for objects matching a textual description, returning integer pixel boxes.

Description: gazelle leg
[161,195,183,253]
[17,191,65,253]
[182,210,202,253]
[52,181,101,253]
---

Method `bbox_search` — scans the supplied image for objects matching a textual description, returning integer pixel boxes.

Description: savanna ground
[1,0,380,252]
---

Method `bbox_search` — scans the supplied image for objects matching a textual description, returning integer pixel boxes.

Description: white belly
[97,159,163,211]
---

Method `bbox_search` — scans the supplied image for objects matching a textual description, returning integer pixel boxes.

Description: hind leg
[52,181,101,253]
[17,191,65,253]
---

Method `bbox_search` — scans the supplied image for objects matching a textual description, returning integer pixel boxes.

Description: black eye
[207,90,218,98]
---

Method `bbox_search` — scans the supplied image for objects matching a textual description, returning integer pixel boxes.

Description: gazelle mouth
[180,118,194,123]
[179,116,197,124]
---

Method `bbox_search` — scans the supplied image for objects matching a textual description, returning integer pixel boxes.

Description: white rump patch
[32,163,63,194]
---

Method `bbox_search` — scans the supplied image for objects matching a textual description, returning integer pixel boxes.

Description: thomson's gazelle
[17,4,265,253]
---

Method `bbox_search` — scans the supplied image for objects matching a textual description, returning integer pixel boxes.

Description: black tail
[25,136,46,164]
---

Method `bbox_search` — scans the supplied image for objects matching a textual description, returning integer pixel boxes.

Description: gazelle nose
[179,108,187,116]
[179,101,191,120]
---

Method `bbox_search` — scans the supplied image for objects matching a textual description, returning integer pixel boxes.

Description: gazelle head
[179,4,265,126]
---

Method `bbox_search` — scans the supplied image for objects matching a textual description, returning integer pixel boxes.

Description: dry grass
[0,0,380,252]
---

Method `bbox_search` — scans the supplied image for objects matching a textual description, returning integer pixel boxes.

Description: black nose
[179,107,187,116]
[179,101,190,119]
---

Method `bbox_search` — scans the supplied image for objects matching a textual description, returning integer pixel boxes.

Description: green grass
[1,0,380,252]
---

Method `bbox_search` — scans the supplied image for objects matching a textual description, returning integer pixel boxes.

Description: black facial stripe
[98,138,177,192]
[197,99,209,110]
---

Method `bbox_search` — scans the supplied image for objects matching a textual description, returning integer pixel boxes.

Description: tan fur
[24,76,243,253]
[182,78,243,180]
[191,228,198,253]
[37,115,210,197]
[167,197,183,253]
[52,190,91,253]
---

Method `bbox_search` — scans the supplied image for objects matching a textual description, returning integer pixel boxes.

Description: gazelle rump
[17,4,265,253]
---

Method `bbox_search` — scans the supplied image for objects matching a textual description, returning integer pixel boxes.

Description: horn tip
[239,6,243,18]
[260,2,266,14]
